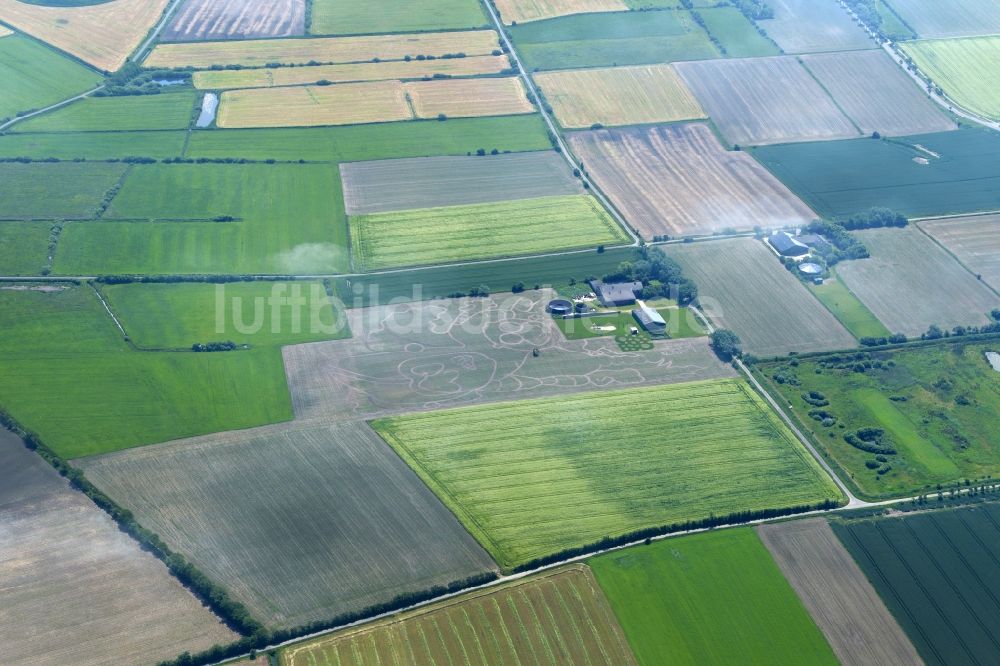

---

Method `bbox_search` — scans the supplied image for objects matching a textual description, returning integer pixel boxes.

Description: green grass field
[589,529,837,665]
[0,222,51,275]
[102,281,349,349]
[310,0,488,35]
[0,131,187,160]
[554,306,706,341]
[698,6,780,58]
[13,91,197,132]
[0,162,125,220]
[0,285,292,459]
[373,378,842,568]
[55,163,349,275]
[902,37,1000,121]
[757,340,1000,499]
[809,271,891,340]
[349,195,628,271]
[185,116,551,162]
[0,34,102,121]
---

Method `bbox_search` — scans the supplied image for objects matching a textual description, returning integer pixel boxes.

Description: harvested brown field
[801,50,956,136]
[495,0,627,24]
[0,430,236,666]
[757,519,923,666]
[217,81,410,128]
[406,76,535,119]
[567,123,815,238]
[162,0,304,41]
[0,0,170,71]
[920,214,1000,291]
[536,64,705,129]
[675,56,861,146]
[144,30,501,68]
[193,54,511,89]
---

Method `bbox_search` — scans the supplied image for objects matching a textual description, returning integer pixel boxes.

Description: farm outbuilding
[633,300,666,334]
[769,231,809,257]
[590,280,643,306]
[799,262,823,276]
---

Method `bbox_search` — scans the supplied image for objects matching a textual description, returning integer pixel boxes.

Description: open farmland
[757,340,1000,498]
[193,54,511,89]
[281,565,636,666]
[758,0,873,53]
[568,124,815,238]
[901,37,1000,121]
[535,64,705,128]
[350,195,627,270]
[311,0,488,35]
[0,223,50,275]
[801,49,956,136]
[373,378,842,568]
[79,419,497,629]
[757,519,922,666]
[0,0,169,71]
[282,290,736,421]
[495,0,626,24]
[589,528,837,666]
[0,130,187,160]
[217,81,410,128]
[341,152,581,214]
[751,128,1000,218]
[885,0,1000,38]
[836,227,999,336]
[697,6,780,58]
[144,30,501,68]
[808,270,891,340]
[0,34,101,122]
[676,56,860,146]
[0,430,237,666]
[670,239,857,356]
[920,215,1000,291]
[162,0,304,41]
[13,91,197,132]
[0,162,125,220]
[833,504,1000,665]
[406,77,535,119]
[0,25,10,38]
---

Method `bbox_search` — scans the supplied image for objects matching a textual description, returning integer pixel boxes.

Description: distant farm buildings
[768,231,809,257]
[547,299,573,316]
[590,280,643,306]
[633,300,666,334]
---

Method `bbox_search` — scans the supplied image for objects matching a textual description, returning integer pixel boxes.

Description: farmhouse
[633,300,666,335]
[769,231,809,257]
[590,279,643,306]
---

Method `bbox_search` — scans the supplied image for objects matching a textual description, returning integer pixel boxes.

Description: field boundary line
[912,221,1000,299]
[0,85,106,133]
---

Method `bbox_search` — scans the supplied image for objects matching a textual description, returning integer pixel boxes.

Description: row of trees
[601,245,699,305]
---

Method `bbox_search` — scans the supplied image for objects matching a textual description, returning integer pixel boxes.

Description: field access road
[133,0,186,64]
[0,85,105,132]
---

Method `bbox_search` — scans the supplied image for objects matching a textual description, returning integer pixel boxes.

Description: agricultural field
[567,124,816,238]
[0,222,51,275]
[0,130,187,160]
[0,0,170,71]
[886,0,1000,38]
[101,281,349,349]
[759,0,874,53]
[55,162,350,275]
[757,340,1000,498]
[350,195,627,270]
[144,30,501,68]
[675,56,861,146]
[808,271,891,340]
[0,162,125,220]
[901,37,1000,121]
[833,504,1000,665]
[495,0,626,24]
[757,519,922,666]
[0,430,237,666]
[0,34,101,122]
[751,127,1000,218]
[280,565,637,666]
[697,6,780,58]
[589,528,837,666]
[555,306,706,341]
[311,0,488,35]
[836,227,999,336]
[801,49,956,136]
[0,25,10,38]
[79,419,498,629]
[282,290,736,420]
[669,239,857,356]
[0,285,293,458]
[340,152,581,214]
[162,0,304,41]
[13,90,197,133]
[510,10,719,70]
[535,64,705,128]
[216,81,411,128]
[406,76,535,119]
[192,54,511,89]
[920,215,1000,291]
[372,378,842,568]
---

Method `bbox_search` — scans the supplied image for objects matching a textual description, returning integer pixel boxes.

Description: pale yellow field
[0,0,169,71]
[406,76,535,119]
[0,25,13,38]
[193,54,511,90]
[495,0,626,24]
[146,30,501,68]
[536,64,706,128]
[217,81,411,128]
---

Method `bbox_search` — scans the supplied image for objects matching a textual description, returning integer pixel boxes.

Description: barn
[769,231,809,257]
[633,300,666,334]
[590,280,643,306]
